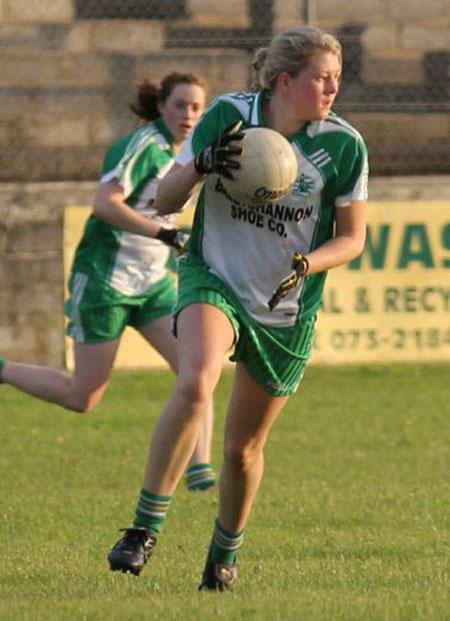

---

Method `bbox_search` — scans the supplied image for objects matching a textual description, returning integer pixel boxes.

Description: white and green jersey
[177,91,369,327]
[72,117,177,297]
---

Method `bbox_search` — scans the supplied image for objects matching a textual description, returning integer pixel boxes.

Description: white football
[221,127,298,205]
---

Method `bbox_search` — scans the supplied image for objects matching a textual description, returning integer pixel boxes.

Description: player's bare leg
[220,364,289,531]
[199,364,289,591]
[141,304,234,493]
[0,340,119,412]
[188,400,213,464]
[108,304,235,576]
[139,315,216,489]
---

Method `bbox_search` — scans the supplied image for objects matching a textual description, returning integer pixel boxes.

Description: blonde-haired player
[108,25,368,589]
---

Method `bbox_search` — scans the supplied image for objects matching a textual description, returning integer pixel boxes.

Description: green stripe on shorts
[66,273,176,343]
[175,256,316,396]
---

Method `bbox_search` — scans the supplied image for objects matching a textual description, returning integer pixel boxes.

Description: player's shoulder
[110,123,169,157]
[308,111,366,145]
[103,130,133,161]
[190,91,261,152]
[128,123,171,153]
[102,123,171,178]
[106,123,168,166]
[205,91,260,123]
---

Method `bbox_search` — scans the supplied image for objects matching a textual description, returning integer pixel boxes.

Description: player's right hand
[194,121,244,179]
[156,227,190,253]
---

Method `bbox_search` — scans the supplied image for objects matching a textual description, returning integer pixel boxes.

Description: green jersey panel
[177,91,369,327]
[71,118,178,298]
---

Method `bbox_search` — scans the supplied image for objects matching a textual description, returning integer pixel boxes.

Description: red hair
[129,72,207,121]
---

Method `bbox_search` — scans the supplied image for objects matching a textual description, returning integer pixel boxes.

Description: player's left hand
[268,253,309,311]
[156,227,190,253]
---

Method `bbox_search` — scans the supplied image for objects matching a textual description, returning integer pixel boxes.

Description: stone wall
[0,0,449,180]
[0,182,95,365]
[0,1,249,181]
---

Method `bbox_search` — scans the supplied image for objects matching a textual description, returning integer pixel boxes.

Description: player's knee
[177,369,215,405]
[224,441,259,472]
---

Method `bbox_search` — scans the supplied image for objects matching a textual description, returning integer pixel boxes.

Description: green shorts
[174,256,316,397]
[65,272,176,343]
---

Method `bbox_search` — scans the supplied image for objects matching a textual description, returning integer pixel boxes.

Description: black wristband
[156,228,184,250]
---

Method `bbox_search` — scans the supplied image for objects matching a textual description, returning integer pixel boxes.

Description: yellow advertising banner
[64,201,450,368]
[314,201,450,363]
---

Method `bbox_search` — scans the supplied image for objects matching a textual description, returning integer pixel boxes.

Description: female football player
[107,25,369,586]
[0,72,216,492]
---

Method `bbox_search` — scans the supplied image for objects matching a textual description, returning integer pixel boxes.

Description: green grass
[1,364,449,620]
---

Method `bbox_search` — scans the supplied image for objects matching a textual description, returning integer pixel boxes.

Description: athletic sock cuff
[214,518,244,544]
[185,463,216,490]
[210,518,244,564]
[133,488,172,535]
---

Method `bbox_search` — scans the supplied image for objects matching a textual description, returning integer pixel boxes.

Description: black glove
[194,121,244,180]
[156,227,190,253]
[268,253,309,311]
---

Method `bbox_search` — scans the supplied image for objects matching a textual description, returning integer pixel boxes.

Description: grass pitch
[1,364,449,620]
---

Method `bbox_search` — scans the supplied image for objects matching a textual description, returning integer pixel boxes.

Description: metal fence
[1,0,449,180]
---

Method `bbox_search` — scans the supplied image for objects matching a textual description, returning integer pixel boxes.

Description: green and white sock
[133,489,172,536]
[210,518,244,565]
[0,357,6,384]
[185,463,216,491]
